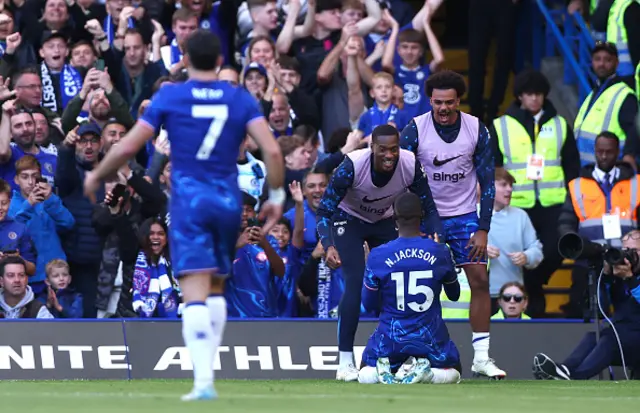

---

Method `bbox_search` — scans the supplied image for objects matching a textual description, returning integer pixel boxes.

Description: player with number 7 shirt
[83,30,285,402]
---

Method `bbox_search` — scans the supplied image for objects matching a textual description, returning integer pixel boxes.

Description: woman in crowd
[132,217,181,318]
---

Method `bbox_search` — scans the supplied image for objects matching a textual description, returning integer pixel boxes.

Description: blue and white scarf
[40,62,82,114]
[103,14,135,44]
[132,252,182,318]
[316,259,332,319]
[169,38,182,66]
[0,41,5,58]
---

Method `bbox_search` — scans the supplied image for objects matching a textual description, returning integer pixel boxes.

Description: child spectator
[37,259,83,318]
[357,72,408,137]
[270,181,305,317]
[9,155,75,295]
[0,179,37,277]
[382,7,444,120]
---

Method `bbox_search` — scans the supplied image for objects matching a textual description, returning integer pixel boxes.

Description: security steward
[558,131,640,317]
[491,69,580,317]
[574,42,639,167]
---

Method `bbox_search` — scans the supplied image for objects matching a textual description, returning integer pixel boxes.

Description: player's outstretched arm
[247,118,285,233]
[408,159,443,238]
[474,123,496,233]
[398,119,419,154]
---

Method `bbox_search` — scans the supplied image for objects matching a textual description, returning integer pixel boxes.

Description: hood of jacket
[0,285,35,317]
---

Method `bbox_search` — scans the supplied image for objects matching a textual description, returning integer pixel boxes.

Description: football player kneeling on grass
[357,192,463,384]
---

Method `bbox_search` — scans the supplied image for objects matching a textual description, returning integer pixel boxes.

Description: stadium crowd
[0,0,638,321]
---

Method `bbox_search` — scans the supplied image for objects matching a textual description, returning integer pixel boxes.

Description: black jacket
[490,100,581,184]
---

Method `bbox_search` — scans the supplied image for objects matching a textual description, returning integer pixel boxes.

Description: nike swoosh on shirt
[433,155,463,167]
[362,194,394,203]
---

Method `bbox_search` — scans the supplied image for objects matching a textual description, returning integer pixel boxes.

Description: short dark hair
[294,124,318,146]
[326,128,352,154]
[277,217,292,234]
[13,66,40,88]
[394,192,422,223]
[152,75,172,95]
[426,70,467,98]
[277,55,300,73]
[398,29,425,47]
[372,124,399,143]
[242,191,257,208]
[302,168,329,187]
[0,256,26,277]
[595,131,620,147]
[513,69,550,98]
[70,39,98,57]
[186,30,221,71]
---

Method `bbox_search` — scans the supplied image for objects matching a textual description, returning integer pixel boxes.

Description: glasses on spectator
[16,84,42,91]
[622,232,640,241]
[77,137,100,145]
[501,294,524,303]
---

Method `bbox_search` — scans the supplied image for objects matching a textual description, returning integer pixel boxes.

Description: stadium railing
[532,0,593,104]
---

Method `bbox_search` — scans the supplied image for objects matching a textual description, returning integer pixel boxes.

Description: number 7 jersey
[140,80,264,183]
[364,236,458,343]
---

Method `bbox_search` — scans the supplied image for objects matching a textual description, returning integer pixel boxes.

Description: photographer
[533,229,640,380]
[557,132,640,317]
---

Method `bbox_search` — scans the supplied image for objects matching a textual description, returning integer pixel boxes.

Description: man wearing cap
[0,99,58,191]
[574,42,639,168]
[56,123,107,317]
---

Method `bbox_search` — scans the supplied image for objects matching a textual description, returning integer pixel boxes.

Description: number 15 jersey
[364,236,460,367]
[140,80,264,276]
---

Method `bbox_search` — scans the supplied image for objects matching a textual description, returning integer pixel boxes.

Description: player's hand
[466,230,488,262]
[83,171,101,204]
[258,201,283,236]
[325,246,342,269]
[289,180,304,204]
[487,245,500,259]
[508,251,527,267]
[427,233,440,243]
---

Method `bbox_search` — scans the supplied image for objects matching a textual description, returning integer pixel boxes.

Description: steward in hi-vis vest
[491,69,580,318]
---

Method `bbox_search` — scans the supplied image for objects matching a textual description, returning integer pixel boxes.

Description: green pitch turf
[1,380,638,412]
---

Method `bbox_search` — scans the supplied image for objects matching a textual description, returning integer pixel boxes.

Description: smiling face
[303,173,328,211]
[43,0,68,27]
[372,134,400,173]
[148,222,168,256]
[106,0,131,20]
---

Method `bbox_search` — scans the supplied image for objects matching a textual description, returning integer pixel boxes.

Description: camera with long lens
[558,232,639,268]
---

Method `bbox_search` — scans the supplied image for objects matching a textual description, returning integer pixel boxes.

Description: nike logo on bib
[433,155,462,166]
[363,194,393,203]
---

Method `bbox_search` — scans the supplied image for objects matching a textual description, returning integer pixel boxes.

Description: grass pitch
[1,380,638,412]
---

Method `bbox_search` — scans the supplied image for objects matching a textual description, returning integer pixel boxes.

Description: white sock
[429,368,461,384]
[472,332,490,363]
[358,366,378,384]
[339,351,354,368]
[206,294,227,383]
[182,302,214,391]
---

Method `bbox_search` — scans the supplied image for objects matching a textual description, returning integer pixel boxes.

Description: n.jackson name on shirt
[384,248,438,268]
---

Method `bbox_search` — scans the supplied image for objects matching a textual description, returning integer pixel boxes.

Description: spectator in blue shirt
[37,259,83,318]
[0,178,37,277]
[9,155,75,295]
[357,72,408,137]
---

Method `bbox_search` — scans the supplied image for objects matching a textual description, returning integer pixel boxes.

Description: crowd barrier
[0,319,594,380]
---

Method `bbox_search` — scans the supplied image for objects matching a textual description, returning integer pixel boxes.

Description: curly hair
[425,70,467,98]
[513,69,550,98]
